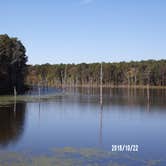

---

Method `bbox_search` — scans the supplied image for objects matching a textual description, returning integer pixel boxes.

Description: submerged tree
[0,34,28,94]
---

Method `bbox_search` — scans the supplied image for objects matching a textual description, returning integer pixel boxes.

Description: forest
[1,34,166,95]
[26,60,166,88]
[0,34,28,94]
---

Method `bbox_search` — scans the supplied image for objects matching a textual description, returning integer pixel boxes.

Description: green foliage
[27,60,166,87]
[0,34,28,94]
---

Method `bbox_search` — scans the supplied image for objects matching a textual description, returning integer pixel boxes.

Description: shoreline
[40,84,166,89]
[67,85,166,89]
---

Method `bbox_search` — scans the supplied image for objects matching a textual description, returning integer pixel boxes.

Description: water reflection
[99,106,103,145]
[0,87,165,160]
[66,87,166,108]
[99,84,103,145]
[0,102,26,147]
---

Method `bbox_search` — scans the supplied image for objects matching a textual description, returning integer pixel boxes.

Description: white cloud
[81,0,95,5]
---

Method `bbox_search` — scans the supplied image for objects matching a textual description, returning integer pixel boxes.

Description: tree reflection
[0,102,26,147]
[99,106,103,145]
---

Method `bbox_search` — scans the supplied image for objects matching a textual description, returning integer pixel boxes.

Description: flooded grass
[0,148,165,166]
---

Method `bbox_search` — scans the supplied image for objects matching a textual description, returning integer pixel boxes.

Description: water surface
[0,87,166,165]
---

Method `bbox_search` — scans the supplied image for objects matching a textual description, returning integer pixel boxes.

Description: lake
[0,87,166,166]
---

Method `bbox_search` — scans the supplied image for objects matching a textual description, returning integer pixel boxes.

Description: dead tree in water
[14,86,17,113]
[99,63,103,145]
[100,62,103,106]
[144,70,150,111]
[38,82,41,99]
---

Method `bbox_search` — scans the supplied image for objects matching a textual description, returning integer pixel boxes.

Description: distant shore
[27,60,166,90]
[29,84,166,89]
[63,84,166,89]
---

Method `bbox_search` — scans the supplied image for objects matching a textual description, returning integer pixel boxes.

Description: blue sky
[0,0,166,64]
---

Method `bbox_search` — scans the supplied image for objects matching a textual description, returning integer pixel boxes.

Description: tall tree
[0,34,28,94]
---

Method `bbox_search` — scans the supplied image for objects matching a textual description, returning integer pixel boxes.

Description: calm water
[0,87,166,165]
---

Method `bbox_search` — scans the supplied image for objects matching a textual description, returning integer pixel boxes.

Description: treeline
[26,60,166,87]
[0,34,28,94]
